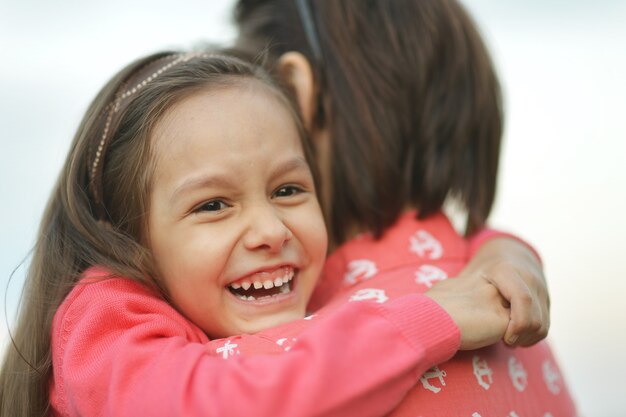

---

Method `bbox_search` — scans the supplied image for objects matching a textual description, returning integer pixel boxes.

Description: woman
[227,0,577,415]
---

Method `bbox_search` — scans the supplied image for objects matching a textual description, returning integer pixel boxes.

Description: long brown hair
[233,0,503,244]
[0,51,316,417]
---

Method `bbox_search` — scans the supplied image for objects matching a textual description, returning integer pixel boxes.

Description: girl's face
[147,81,327,338]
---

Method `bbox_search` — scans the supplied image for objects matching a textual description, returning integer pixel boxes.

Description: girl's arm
[466,230,549,347]
[51,277,461,417]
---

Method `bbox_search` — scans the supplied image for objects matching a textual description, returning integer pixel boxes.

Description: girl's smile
[227,265,296,301]
[146,80,327,338]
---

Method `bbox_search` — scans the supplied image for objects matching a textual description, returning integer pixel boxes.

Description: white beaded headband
[88,52,204,217]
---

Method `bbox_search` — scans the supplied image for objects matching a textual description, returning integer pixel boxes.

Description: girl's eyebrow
[169,174,234,205]
[270,156,311,180]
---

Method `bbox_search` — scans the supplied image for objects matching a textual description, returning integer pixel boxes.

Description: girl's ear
[277,52,316,130]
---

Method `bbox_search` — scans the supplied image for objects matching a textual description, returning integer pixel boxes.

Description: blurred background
[1,1,625,415]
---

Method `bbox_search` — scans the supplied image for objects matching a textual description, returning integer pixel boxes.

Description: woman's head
[233,0,503,244]
[0,51,327,416]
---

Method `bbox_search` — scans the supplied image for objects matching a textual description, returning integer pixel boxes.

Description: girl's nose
[242,206,293,253]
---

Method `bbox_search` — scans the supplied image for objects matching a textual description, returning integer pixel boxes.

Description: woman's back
[313,211,577,416]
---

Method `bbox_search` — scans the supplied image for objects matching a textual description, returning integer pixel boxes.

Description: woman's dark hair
[233,0,503,244]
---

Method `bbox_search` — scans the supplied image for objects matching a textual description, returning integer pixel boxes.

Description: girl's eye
[273,185,303,198]
[197,200,229,212]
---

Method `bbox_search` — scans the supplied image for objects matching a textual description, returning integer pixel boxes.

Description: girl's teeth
[229,266,296,296]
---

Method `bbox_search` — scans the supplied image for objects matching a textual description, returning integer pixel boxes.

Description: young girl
[227,0,579,415]
[0,52,512,417]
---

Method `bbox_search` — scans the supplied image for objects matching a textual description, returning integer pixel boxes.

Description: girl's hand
[425,272,510,350]
[461,237,550,347]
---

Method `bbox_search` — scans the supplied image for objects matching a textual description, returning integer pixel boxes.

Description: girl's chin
[223,308,307,338]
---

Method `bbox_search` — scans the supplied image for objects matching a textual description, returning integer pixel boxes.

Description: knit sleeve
[50,277,459,417]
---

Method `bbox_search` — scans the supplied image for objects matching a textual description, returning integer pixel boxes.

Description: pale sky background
[1,1,625,416]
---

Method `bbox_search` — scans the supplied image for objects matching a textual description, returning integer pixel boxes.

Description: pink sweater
[50,211,577,416]
[308,211,578,417]
[49,269,459,417]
